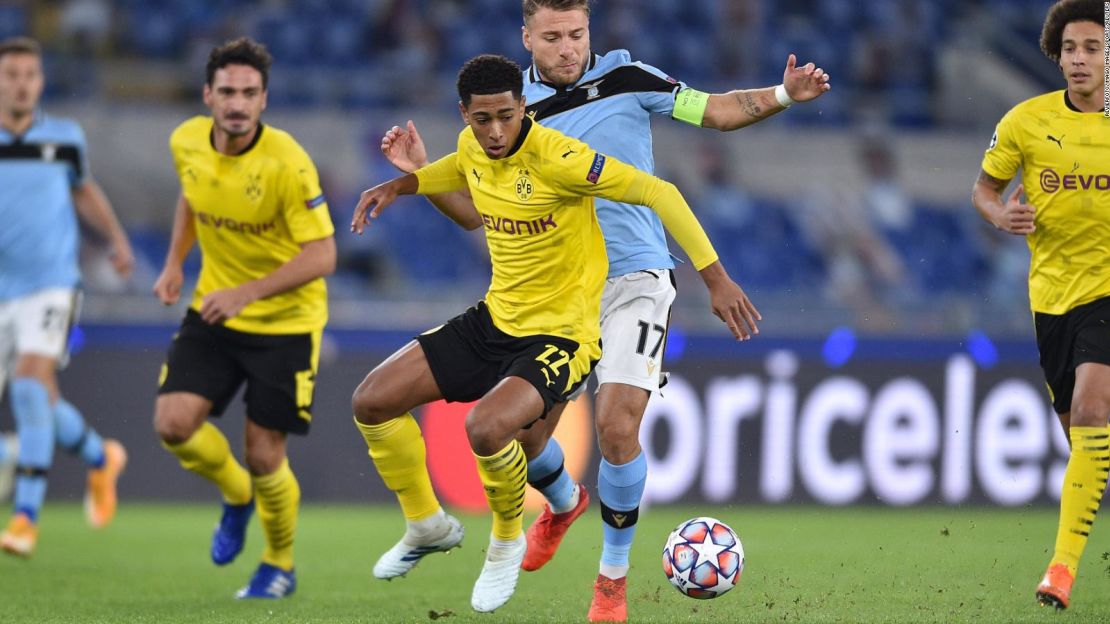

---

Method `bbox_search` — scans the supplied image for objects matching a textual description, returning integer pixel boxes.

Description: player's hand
[153,265,184,306]
[109,235,135,279]
[351,182,399,235]
[782,54,831,103]
[199,286,255,324]
[994,184,1036,235]
[701,263,761,340]
[381,120,429,174]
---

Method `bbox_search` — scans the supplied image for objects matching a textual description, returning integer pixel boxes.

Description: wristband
[673,88,710,126]
[774,84,795,108]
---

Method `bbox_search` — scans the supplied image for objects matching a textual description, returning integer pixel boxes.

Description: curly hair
[1040,0,1104,62]
[457,54,523,106]
[523,0,590,24]
[206,37,273,88]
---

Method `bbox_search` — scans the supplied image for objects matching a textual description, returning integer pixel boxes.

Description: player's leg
[352,338,463,579]
[53,398,127,528]
[0,316,17,504]
[2,288,74,557]
[154,311,252,565]
[587,269,676,623]
[236,420,297,599]
[467,376,548,613]
[1038,359,1110,610]
[469,334,597,612]
[519,401,589,572]
[1,354,57,557]
[233,327,322,599]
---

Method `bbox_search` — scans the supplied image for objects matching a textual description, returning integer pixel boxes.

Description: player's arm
[351,153,467,235]
[617,171,760,339]
[972,170,1034,235]
[198,236,337,324]
[695,54,830,131]
[71,179,134,277]
[381,121,483,230]
[153,193,196,306]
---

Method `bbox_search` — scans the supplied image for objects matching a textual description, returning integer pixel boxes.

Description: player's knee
[465,408,506,456]
[596,417,640,463]
[1069,398,1110,428]
[244,447,282,476]
[153,405,197,445]
[351,376,392,425]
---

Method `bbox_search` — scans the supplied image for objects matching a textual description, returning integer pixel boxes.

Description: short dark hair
[457,54,523,106]
[523,0,590,24]
[206,37,273,89]
[0,36,41,61]
[1040,0,1103,63]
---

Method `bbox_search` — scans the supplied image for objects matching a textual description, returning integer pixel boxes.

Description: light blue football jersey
[524,50,687,278]
[0,113,87,300]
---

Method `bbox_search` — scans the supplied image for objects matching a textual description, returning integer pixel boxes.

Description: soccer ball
[662,516,744,599]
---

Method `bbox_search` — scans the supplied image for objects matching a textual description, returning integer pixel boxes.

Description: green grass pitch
[3,503,1109,623]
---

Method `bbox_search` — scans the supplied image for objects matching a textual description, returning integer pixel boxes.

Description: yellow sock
[253,458,300,571]
[1051,425,1110,575]
[475,440,527,541]
[163,422,251,505]
[354,414,440,521]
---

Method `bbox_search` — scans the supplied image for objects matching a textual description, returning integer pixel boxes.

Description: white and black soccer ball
[662,516,744,599]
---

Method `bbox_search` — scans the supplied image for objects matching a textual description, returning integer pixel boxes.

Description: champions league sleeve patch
[304,194,326,209]
[586,154,607,184]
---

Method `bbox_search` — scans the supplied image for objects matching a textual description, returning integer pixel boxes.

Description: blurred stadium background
[0,1,1082,510]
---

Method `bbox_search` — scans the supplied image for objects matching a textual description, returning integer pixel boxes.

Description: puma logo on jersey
[562,147,577,158]
[1046,134,1064,148]
[472,168,483,186]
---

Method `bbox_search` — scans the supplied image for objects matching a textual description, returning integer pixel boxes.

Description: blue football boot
[236,562,296,599]
[211,499,253,565]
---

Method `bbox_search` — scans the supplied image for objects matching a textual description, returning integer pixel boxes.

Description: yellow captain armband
[673,88,709,127]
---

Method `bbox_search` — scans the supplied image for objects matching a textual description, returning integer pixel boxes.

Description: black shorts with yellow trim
[157,309,321,435]
[1034,295,1110,414]
[417,301,599,418]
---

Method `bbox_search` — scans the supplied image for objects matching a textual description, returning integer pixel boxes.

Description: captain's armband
[673,88,709,127]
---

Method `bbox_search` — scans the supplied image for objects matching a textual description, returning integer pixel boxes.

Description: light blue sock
[527,438,576,513]
[598,452,648,571]
[54,399,105,469]
[11,378,55,522]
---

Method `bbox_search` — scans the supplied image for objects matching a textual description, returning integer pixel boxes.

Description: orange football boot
[1036,563,1074,610]
[588,574,627,623]
[0,513,38,558]
[85,439,127,529]
[522,483,589,571]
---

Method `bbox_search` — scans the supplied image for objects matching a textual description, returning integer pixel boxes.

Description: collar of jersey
[503,115,533,159]
[0,107,44,143]
[208,121,265,156]
[1063,91,1107,114]
[528,53,599,90]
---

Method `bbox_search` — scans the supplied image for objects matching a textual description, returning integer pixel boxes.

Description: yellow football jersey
[982,91,1110,314]
[170,116,333,334]
[415,116,717,348]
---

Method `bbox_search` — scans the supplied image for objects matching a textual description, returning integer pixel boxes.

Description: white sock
[551,482,580,514]
[404,508,447,543]
[599,562,629,580]
[487,534,526,561]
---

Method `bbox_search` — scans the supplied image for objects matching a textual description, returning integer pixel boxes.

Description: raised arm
[700,54,831,131]
[381,121,483,230]
[71,179,134,278]
[972,170,1034,235]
